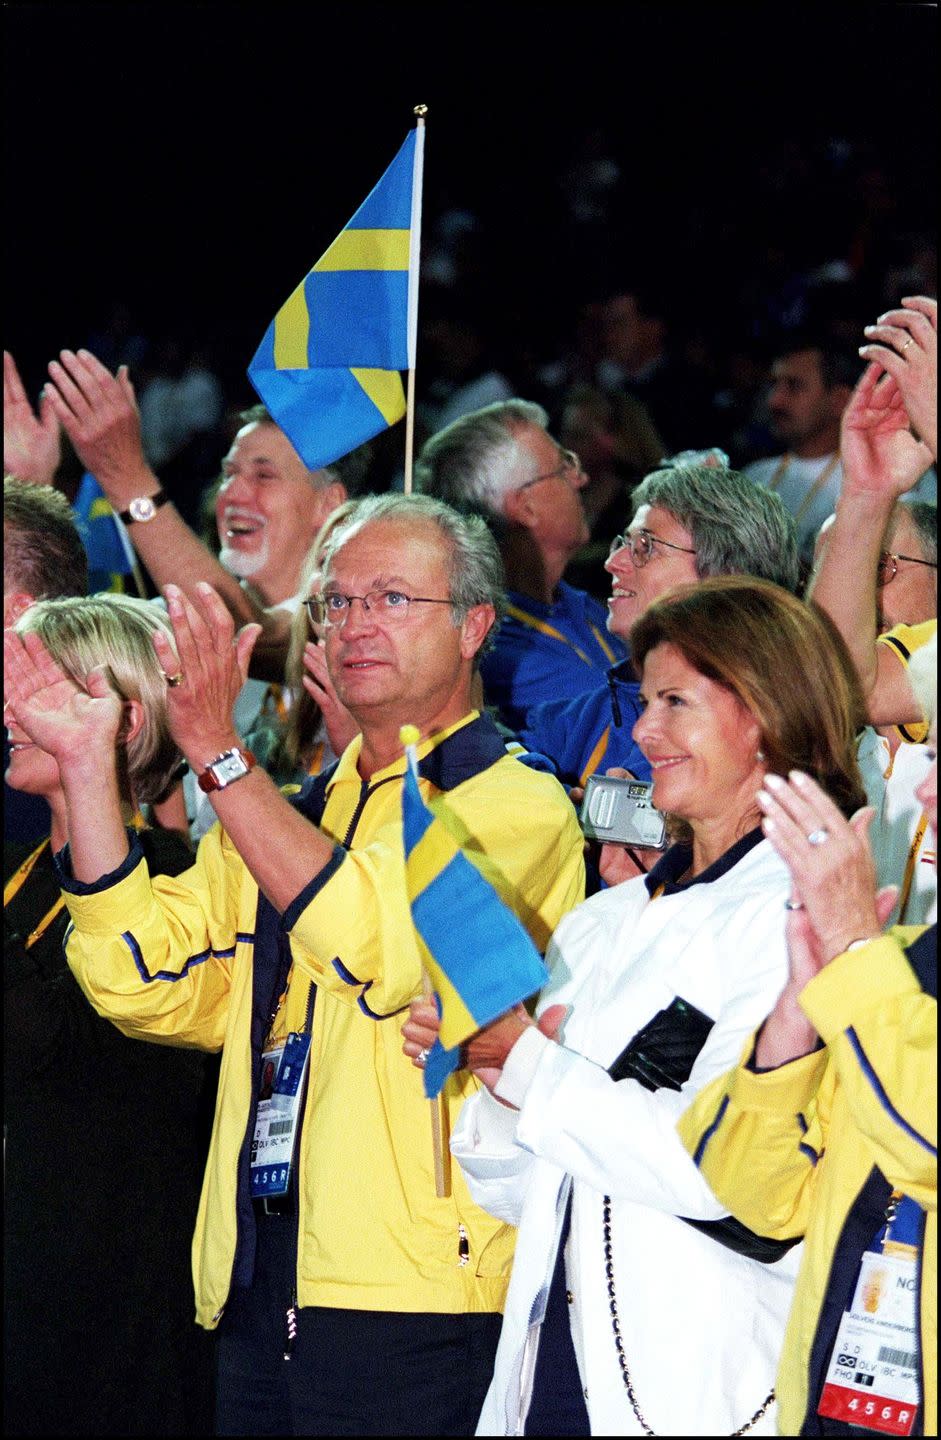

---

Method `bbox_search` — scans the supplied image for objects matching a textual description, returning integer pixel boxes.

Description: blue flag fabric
[73,472,136,593]
[247,131,417,472]
[401,761,549,1098]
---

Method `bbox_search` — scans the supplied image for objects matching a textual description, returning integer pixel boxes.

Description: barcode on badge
[268,1119,294,1137]
[878,1346,918,1369]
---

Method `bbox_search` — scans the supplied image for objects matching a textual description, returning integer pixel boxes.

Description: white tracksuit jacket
[452,835,802,1436]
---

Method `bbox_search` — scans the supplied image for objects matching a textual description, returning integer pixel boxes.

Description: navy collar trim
[644,826,764,897]
[606,658,638,727]
[292,711,508,821]
[416,712,510,792]
[607,657,637,686]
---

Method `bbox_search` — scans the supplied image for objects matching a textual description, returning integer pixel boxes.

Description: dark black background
[6,2,937,405]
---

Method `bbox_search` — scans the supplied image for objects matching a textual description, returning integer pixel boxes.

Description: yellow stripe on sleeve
[313,229,410,272]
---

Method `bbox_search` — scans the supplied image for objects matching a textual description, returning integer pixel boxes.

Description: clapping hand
[859,296,937,460]
[3,351,61,486]
[756,770,897,968]
[4,625,123,766]
[155,582,261,767]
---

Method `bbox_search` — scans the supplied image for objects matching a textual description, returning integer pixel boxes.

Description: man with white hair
[416,399,627,731]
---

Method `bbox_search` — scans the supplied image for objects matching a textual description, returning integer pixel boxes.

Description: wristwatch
[197,747,257,793]
[119,490,170,524]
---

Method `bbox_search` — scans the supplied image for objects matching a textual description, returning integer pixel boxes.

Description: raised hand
[756,769,895,964]
[840,361,933,500]
[859,296,937,460]
[44,349,154,498]
[3,351,61,486]
[4,626,123,765]
[302,637,359,756]
[156,582,261,766]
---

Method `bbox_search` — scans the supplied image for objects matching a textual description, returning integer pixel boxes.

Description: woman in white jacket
[404,577,870,1437]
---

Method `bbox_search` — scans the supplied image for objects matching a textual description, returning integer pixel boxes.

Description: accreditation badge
[817,1246,920,1435]
[249,1032,312,1199]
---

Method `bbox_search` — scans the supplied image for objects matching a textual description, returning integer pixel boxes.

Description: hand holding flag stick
[399,723,551,1187]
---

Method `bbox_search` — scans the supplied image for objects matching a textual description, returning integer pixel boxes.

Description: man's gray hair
[415,399,548,518]
[907,501,937,569]
[318,491,507,656]
[632,464,801,591]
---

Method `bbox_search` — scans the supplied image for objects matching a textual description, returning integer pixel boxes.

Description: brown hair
[4,477,88,601]
[630,576,867,819]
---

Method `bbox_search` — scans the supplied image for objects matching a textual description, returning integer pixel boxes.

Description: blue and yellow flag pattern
[248,131,417,471]
[73,472,136,593]
[402,755,549,1098]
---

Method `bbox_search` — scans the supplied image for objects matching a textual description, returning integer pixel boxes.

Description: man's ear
[313,482,348,531]
[503,484,536,530]
[460,603,497,662]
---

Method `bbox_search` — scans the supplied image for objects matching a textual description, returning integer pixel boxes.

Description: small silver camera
[579,774,668,849]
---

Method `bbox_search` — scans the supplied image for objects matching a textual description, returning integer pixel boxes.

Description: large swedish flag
[402,759,549,1098]
[248,130,418,471]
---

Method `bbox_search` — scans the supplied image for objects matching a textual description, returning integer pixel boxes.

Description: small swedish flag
[248,130,419,471]
[401,730,549,1098]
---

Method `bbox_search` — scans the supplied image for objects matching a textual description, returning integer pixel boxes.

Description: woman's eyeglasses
[607,531,697,567]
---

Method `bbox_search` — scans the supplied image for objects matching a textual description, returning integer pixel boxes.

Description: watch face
[129,496,157,522]
[216,754,246,783]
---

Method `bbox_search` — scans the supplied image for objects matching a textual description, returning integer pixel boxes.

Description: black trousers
[215,1212,502,1436]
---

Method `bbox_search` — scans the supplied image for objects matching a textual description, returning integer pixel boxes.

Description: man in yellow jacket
[5,493,585,1436]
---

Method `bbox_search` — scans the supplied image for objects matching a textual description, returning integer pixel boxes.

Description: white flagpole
[402,105,427,495]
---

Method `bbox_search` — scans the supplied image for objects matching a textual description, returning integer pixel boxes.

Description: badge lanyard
[504,603,617,669]
[3,838,66,951]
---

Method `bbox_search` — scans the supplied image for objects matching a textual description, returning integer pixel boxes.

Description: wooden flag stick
[402,104,427,495]
[422,968,452,1198]
[402,722,451,1198]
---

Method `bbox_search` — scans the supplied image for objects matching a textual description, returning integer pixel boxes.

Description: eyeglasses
[607,530,698,567]
[306,590,454,627]
[516,447,584,493]
[876,552,938,588]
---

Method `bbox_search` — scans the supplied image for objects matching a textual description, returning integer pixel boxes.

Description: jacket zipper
[342,773,401,847]
[285,983,317,1362]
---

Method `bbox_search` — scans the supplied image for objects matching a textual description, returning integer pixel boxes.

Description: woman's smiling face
[632,641,764,832]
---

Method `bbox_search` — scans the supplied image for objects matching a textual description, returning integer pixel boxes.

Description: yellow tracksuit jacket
[63,713,585,1327]
[678,926,936,1435]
